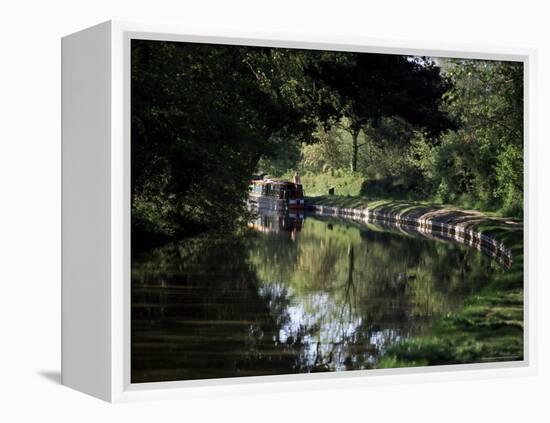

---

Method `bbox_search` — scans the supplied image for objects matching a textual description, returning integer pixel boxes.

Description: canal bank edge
[305,197,522,265]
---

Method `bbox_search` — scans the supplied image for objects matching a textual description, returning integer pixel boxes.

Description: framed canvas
[61,20,537,402]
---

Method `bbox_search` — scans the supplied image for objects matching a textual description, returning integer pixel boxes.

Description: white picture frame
[61,20,537,402]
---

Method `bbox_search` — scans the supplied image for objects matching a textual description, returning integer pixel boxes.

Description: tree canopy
[307,53,453,134]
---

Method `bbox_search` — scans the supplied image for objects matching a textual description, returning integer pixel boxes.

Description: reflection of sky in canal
[259,282,402,371]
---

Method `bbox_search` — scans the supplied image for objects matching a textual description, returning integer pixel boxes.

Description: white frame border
[109,20,537,403]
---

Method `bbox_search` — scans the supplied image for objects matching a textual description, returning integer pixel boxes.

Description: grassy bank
[307,195,523,251]
[307,194,524,367]
[377,256,523,368]
[283,171,365,197]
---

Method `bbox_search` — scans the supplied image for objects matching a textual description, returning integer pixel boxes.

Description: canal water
[131,210,504,383]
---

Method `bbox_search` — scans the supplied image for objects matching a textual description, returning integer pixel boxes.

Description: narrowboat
[248,178,305,211]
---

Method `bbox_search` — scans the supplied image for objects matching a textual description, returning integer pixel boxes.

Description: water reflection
[248,209,303,239]
[131,210,503,382]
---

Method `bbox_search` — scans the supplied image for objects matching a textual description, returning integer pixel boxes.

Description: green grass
[376,233,524,368]
[285,171,365,197]
[377,285,524,368]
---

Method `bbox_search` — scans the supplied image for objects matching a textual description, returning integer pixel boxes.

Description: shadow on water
[131,208,507,383]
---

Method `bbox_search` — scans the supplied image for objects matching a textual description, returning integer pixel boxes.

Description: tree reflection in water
[131,211,503,383]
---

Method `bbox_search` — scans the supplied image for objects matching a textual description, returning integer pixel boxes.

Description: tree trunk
[350,128,360,173]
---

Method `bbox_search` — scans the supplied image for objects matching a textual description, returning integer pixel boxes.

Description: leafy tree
[306,54,453,171]
[300,123,351,174]
[412,59,523,214]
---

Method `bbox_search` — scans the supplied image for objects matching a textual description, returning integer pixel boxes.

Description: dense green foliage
[272,59,523,217]
[417,60,524,215]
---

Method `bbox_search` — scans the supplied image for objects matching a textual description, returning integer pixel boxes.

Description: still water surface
[131,211,503,383]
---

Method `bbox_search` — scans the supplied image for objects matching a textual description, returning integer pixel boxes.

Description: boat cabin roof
[251,178,299,187]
